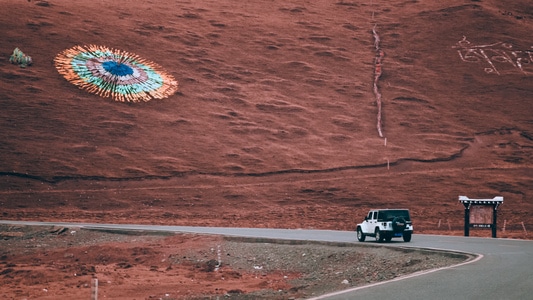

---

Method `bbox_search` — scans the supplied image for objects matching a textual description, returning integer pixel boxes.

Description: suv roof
[369,208,410,211]
[368,209,411,221]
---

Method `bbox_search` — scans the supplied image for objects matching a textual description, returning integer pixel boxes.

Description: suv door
[362,211,376,233]
[370,211,378,231]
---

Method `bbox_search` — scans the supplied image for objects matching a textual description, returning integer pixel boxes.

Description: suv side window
[367,212,373,220]
[372,211,377,220]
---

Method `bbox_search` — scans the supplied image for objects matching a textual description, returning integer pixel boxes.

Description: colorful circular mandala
[54,45,178,102]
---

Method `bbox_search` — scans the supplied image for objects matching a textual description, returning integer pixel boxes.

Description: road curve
[1,220,531,299]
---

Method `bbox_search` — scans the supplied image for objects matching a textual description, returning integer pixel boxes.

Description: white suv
[356,209,413,242]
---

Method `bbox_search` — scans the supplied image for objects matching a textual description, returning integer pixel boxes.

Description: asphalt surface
[1,220,532,299]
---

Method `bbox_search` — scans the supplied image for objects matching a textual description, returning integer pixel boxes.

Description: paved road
[1,220,532,299]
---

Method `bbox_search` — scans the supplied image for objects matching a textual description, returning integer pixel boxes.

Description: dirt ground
[0,0,532,298]
[0,225,470,299]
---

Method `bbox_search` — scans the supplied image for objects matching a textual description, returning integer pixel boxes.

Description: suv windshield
[377,210,411,221]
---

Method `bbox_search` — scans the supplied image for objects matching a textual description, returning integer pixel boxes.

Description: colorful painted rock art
[54,45,178,102]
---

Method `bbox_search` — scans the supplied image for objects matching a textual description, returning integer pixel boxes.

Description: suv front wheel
[357,227,366,242]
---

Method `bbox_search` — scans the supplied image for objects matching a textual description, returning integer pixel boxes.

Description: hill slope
[1,0,531,236]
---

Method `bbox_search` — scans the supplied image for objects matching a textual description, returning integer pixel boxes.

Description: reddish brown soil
[0,226,295,299]
[0,0,532,298]
[0,225,469,299]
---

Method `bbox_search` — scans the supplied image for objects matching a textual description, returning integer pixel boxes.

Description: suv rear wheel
[356,227,366,242]
[375,228,384,242]
[403,232,412,242]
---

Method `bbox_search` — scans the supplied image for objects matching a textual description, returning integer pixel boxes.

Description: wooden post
[215,244,222,271]
[437,219,441,228]
[464,207,470,236]
[91,278,98,300]
[522,222,528,236]
[502,219,506,233]
[492,206,498,238]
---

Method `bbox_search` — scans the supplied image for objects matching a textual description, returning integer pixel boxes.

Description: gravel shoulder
[0,225,471,299]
